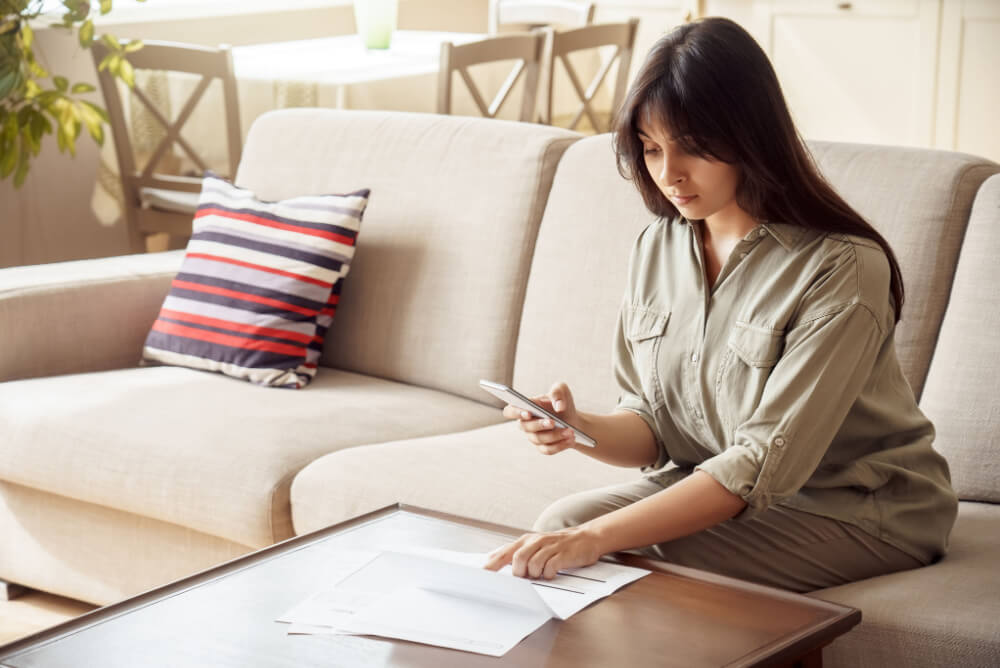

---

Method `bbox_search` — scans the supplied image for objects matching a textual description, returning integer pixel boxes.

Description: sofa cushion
[0,481,252,606]
[0,366,502,548]
[807,143,999,398]
[143,176,368,389]
[290,421,637,535]
[812,501,1000,668]
[920,174,1000,502]
[236,109,579,403]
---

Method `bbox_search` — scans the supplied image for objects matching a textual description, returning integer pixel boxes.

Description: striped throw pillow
[142,176,369,388]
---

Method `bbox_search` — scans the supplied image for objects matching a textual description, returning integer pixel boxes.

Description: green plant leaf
[20,22,33,49]
[77,100,104,144]
[0,69,22,100]
[1,143,17,178]
[53,75,68,92]
[81,99,109,123]
[100,34,119,51]
[117,57,134,87]
[71,81,95,94]
[78,19,94,47]
[101,0,113,14]
[21,117,40,155]
[123,39,143,53]
[2,112,17,146]
[23,78,40,99]
[97,52,114,72]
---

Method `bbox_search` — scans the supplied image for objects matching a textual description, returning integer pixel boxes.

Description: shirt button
[758,228,767,238]
[691,352,699,364]
[773,437,786,448]
[694,408,703,419]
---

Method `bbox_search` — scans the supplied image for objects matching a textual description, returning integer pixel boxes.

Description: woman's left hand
[483,526,604,579]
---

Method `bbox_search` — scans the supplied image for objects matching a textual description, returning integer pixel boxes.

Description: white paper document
[278,547,649,657]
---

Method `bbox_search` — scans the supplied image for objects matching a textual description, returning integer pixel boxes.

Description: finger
[521,418,560,434]
[526,543,559,579]
[533,428,574,444]
[541,552,564,580]
[548,381,569,412]
[530,396,555,411]
[510,539,544,578]
[537,440,572,455]
[502,405,523,420]
[483,538,522,571]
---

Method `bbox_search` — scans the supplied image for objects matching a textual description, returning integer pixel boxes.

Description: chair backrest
[489,0,595,33]
[437,32,545,123]
[540,18,639,132]
[91,40,242,202]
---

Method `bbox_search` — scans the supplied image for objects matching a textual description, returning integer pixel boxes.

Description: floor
[0,589,95,647]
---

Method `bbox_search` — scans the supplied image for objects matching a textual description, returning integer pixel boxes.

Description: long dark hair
[612,17,905,321]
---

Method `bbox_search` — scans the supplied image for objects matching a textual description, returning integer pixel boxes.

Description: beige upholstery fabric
[814,501,1000,668]
[0,481,252,606]
[512,134,659,412]
[0,367,501,549]
[806,142,999,398]
[290,420,636,535]
[920,175,1000,502]
[236,109,580,403]
[0,251,183,382]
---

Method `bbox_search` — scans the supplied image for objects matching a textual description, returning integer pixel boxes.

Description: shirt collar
[760,222,809,251]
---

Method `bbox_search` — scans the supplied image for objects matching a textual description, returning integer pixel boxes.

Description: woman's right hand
[502,382,581,455]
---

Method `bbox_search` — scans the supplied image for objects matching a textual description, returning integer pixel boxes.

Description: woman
[483,17,957,592]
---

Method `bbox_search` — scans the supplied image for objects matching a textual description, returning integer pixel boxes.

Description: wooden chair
[539,18,639,133]
[437,32,545,122]
[91,40,242,252]
[488,0,595,34]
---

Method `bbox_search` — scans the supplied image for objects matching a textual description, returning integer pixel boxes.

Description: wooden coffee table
[0,505,859,667]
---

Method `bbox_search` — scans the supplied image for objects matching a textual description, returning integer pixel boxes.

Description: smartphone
[478,379,596,447]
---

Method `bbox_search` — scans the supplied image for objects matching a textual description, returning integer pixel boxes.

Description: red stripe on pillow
[195,207,357,246]
[170,279,318,317]
[159,308,314,345]
[185,252,331,288]
[152,320,306,357]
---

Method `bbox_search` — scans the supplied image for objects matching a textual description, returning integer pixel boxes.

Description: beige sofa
[1,109,997,666]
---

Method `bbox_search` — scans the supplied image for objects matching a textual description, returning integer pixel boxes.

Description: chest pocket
[716,321,785,436]
[626,307,670,411]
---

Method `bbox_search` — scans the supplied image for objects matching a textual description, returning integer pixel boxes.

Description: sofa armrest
[0,251,183,382]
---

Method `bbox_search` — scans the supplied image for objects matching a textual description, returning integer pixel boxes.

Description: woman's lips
[671,194,697,206]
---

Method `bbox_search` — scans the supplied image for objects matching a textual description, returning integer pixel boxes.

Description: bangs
[634,73,734,163]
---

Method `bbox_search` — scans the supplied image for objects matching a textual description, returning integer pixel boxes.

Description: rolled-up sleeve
[696,300,887,519]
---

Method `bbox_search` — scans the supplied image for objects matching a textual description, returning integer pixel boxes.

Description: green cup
[353,0,398,50]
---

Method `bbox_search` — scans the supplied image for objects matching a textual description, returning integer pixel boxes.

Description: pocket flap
[626,307,670,342]
[727,321,784,367]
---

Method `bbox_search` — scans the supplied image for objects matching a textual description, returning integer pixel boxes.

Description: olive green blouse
[614,218,958,564]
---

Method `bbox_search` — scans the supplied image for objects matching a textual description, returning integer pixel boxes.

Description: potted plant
[0,0,142,186]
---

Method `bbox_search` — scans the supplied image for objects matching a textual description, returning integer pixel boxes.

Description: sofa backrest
[807,142,998,399]
[920,174,1000,503]
[237,109,578,402]
[514,135,999,414]
[512,134,658,412]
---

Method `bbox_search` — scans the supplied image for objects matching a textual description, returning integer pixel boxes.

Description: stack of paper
[277,547,649,657]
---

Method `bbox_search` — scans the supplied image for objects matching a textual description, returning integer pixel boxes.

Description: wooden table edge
[0,503,862,668]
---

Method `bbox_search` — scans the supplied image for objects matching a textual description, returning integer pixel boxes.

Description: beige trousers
[534,477,922,593]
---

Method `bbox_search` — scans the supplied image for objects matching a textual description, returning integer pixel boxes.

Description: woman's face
[637,119,744,224]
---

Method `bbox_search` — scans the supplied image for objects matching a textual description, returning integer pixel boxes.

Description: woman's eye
[643,146,660,155]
